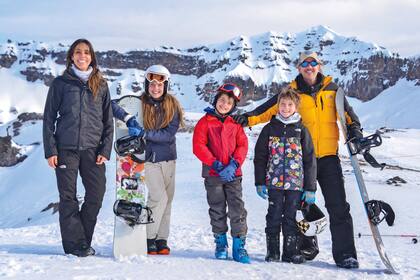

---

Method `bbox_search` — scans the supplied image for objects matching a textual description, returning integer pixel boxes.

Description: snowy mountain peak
[306,25,340,36]
[0,26,419,114]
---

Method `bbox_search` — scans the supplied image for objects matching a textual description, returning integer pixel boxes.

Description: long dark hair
[142,93,185,130]
[65,38,104,98]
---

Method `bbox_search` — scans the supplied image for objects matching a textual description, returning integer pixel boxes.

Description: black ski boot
[69,243,95,257]
[156,239,170,255]
[282,235,305,264]
[300,235,319,261]
[147,238,158,255]
[337,257,359,269]
[265,233,280,262]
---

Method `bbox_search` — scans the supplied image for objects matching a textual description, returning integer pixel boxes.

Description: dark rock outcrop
[0,136,26,167]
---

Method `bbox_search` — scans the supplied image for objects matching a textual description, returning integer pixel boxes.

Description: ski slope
[0,112,419,279]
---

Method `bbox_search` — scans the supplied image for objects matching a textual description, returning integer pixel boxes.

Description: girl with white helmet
[112,64,184,255]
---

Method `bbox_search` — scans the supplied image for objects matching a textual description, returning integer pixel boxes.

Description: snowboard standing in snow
[335,87,398,274]
[113,95,153,258]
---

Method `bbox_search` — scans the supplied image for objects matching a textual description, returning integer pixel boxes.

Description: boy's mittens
[302,191,316,205]
[256,185,268,200]
[218,159,238,182]
[212,160,225,173]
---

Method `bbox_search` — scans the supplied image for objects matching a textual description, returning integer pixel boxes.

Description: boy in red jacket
[193,83,249,264]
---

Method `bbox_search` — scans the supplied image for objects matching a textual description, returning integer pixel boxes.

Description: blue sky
[0,0,419,56]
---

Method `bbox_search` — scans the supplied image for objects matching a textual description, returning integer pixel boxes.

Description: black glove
[232,114,248,127]
[347,125,363,141]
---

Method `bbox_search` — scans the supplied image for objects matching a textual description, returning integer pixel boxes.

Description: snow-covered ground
[1,113,420,279]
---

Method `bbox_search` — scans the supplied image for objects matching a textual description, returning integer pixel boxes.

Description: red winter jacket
[193,110,248,177]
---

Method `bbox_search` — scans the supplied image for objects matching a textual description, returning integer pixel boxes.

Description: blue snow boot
[214,233,228,259]
[232,236,250,264]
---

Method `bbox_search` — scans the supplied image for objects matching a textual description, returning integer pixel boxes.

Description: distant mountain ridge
[0,25,419,107]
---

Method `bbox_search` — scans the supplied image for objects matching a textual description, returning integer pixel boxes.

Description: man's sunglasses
[300,60,319,68]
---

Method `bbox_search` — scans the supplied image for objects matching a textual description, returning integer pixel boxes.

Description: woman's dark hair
[66,38,104,98]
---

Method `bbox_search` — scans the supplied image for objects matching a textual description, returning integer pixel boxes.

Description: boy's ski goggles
[146,73,169,84]
[217,83,242,101]
[300,60,319,68]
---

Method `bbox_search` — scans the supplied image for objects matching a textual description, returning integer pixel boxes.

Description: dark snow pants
[317,155,357,263]
[55,148,106,253]
[204,176,247,237]
[265,189,301,236]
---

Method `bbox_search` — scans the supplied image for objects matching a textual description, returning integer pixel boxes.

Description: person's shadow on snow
[0,244,63,256]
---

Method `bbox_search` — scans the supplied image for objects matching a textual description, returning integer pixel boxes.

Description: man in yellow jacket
[234,51,362,269]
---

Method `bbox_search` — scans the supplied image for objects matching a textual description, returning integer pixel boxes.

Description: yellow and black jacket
[247,74,361,158]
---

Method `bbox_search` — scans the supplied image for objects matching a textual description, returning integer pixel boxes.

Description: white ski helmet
[144,65,171,96]
[296,203,328,236]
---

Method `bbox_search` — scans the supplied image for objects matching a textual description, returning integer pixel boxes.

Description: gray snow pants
[204,176,248,237]
[145,160,176,240]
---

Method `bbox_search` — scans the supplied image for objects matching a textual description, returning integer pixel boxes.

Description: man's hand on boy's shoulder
[231,114,248,127]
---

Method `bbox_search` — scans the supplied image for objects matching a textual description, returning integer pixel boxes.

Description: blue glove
[212,160,224,173]
[256,185,268,200]
[128,127,144,137]
[126,117,144,137]
[218,159,238,182]
[302,191,316,205]
[126,116,140,128]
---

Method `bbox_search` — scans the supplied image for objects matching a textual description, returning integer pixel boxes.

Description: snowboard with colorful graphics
[335,88,398,274]
[113,95,151,258]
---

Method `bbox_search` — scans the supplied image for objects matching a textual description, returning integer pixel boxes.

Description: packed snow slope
[0,111,420,279]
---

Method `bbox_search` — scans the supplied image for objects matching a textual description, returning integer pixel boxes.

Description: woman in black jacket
[43,39,113,257]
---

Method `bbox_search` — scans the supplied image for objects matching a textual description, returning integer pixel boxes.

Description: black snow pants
[55,148,106,253]
[317,155,357,263]
[265,189,301,235]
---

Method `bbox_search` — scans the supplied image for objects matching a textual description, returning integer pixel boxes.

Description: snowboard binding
[347,131,386,169]
[114,135,146,163]
[113,199,154,227]
[365,200,395,226]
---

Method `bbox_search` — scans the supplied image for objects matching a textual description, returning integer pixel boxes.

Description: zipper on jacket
[77,85,87,150]
[320,96,324,110]
[316,94,321,156]
[311,92,317,108]
[282,124,287,189]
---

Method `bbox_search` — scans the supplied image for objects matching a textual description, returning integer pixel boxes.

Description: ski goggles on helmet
[146,72,169,84]
[217,83,242,102]
[300,60,319,68]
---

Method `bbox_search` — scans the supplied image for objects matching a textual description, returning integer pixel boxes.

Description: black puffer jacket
[43,69,114,159]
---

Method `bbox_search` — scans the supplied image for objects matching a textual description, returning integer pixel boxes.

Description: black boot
[69,243,95,257]
[147,238,158,255]
[156,239,170,255]
[282,235,305,264]
[265,233,280,262]
[336,256,359,269]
